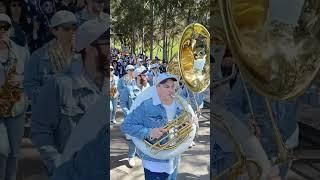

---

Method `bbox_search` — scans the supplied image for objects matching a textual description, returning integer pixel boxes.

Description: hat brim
[157,76,178,85]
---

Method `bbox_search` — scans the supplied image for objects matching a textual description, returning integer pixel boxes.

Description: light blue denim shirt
[31,64,107,176]
[0,40,29,117]
[120,86,184,163]
[224,77,298,157]
[117,75,136,116]
[23,40,82,105]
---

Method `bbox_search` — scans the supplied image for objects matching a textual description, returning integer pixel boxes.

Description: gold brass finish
[168,23,210,93]
[0,63,21,117]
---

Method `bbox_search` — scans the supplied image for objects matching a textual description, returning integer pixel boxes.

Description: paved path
[110,108,210,180]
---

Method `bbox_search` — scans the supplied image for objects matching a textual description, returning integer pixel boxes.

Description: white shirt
[143,101,178,174]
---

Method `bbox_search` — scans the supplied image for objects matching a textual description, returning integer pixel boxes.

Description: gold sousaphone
[132,23,210,160]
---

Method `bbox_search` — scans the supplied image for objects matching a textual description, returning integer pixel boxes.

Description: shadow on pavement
[178,172,209,180]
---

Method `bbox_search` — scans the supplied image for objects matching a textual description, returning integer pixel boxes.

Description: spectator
[6,0,33,46]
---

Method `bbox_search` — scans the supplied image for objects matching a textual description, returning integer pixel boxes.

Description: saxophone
[0,62,21,117]
[110,76,117,99]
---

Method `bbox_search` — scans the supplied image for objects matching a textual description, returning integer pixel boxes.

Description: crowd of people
[0,0,109,179]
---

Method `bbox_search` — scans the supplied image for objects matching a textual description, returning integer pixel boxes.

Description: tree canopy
[111,0,210,60]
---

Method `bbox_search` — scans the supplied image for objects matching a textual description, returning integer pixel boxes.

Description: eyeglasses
[127,69,134,72]
[0,25,10,31]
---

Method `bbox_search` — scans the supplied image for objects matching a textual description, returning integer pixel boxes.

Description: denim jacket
[24,39,82,105]
[50,126,108,180]
[31,66,107,176]
[121,86,187,163]
[0,40,29,117]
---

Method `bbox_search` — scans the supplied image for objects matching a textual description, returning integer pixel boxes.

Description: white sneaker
[128,158,135,167]
[189,141,196,148]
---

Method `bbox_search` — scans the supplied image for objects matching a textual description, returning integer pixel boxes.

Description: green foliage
[111,0,210,59]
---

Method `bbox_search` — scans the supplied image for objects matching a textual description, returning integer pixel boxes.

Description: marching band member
[30,19,108,177]
[135,57,144,70]
[76,0,108,25]
[117,64,136,167]
[118,65,150,167]
[134,66,150,92]
[24,10,80,106]
[121,73,198,180]
[118,64,135,116]
[147,60,159,86]
[0,14,29,180]
[110,65,119,124]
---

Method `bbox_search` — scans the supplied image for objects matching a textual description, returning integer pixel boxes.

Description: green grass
[112,41,179,61]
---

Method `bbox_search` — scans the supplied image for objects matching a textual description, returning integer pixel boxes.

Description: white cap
[134,66,147,78]
[138,58,143,62]
[150,63,158,69]
[50,10,77,28]
[154,73,178,86]
[0,14,11,25]
[125,65,135,71]
[110,65,114,69]
[75,19,108,52]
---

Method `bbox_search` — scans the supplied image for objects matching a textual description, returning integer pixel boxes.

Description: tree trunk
[142,28,144,56]
[150,0,154,60]
[167,37,170,60]
[170,36,174,60]
[131,31,136,55]
[187,9,191,24]
[162,1,168,61]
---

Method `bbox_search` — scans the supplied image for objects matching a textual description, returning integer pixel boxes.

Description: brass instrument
[212,0,320,178]
[110,77,117,98]
[132,23,210,159]
[0,62,21,118]
[48,40,73,73]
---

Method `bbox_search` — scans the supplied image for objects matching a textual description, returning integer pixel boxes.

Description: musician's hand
[191,115,199,125]
[149,128,166,140]
[266,165,281,180]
